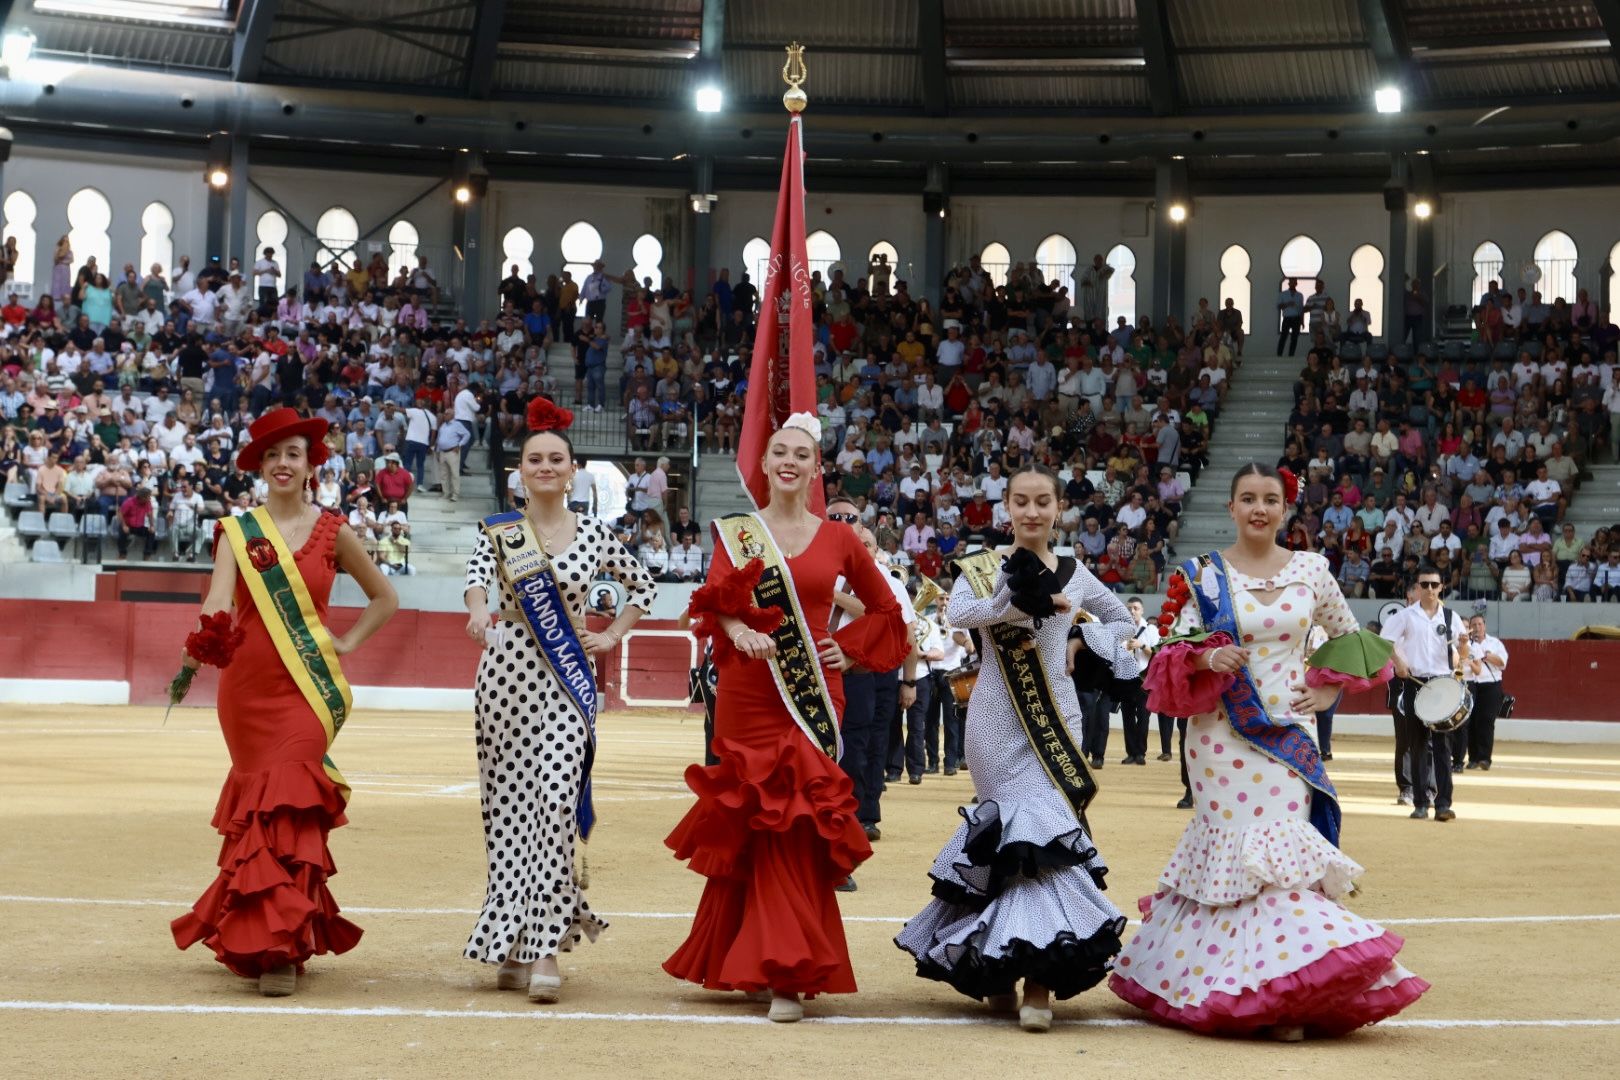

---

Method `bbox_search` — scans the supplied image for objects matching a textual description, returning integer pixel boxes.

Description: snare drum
[1413,675,1473,733]
[948,660,980,704]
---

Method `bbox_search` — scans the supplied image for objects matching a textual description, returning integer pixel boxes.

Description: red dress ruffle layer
[171,760,362,978]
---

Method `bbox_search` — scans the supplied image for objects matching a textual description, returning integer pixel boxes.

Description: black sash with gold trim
[714,513,842,759]
[955,549,1099,830]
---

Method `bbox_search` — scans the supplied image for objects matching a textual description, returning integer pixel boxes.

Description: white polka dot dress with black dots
[461,516,657,966]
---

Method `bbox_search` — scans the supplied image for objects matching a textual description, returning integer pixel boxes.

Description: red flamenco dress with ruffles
[664,522,909,996]
[171,511,362,978]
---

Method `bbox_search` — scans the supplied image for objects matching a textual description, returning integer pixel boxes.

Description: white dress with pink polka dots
[1109,551,1429,1036]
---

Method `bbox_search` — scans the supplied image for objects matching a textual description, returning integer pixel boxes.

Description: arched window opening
[742,235,771,288]
[3,190,38,290]
[1533,229,1579,306]
[66,187,112,285]
[1348,244,1385,337]
[805,229,841,283]
[1278,234,1323,331]
[1219,244,1252,339]
[502,226,535,283]
[1105,243,1137,331]
[1471,241,1505,308]
[386,219,420,282]
[255,210,289,295]
[1035,233,1077,294]
[980,242,1010,289]
[138,202,175,287]
[866,240,898,296]
[631,233,663,293]
[560,220,603,314]
[314,206,359,272]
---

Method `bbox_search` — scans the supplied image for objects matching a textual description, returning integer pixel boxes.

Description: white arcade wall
[4,144,1619,323]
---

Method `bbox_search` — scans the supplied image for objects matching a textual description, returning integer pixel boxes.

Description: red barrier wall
[0,597,1610,722]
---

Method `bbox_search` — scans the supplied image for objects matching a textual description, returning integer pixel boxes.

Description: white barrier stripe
[3,894,1618,928]
[0,1000,1613,1029]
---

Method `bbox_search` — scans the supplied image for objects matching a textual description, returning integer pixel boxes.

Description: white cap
[780,411,822,444]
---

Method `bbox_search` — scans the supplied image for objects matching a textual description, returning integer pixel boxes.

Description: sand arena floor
[2,705,1618,1079]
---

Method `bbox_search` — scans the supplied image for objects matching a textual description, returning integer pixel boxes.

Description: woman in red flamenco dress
[664,416,910,1023]
[171,408,398,997]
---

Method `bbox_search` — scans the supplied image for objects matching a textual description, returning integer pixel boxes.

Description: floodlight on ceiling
[694,85,723,114]
[1,27,35,73]
[453,185,472,204]
[206,168,229,189]
[1374,85,1403,114]
[1168,203,1188,224]
[1414,200,1433,219]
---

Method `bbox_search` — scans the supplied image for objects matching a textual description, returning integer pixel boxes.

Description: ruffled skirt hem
[1110,932,1430,1036]
[1159,814,1363,906]
[171,761,360,978]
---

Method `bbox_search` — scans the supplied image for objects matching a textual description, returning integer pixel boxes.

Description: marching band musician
[935,611,974,776]
[1379,563,1467,822]
[904,580,949,779]
[1462,614,1508,771]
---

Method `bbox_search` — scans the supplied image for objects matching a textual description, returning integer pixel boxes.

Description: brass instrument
[911,575,944,648]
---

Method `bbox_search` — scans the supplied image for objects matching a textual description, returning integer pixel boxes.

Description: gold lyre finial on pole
[782,41,808,113]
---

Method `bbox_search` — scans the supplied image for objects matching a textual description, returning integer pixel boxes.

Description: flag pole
[735,43,824,516]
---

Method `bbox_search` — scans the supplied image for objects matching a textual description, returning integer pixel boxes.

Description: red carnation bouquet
[166,611,246,722]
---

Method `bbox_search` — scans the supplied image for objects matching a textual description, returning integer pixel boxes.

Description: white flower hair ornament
[780,411,823,444]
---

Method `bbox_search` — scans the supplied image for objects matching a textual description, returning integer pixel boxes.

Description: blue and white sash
[481,510,600,839]
[1181,551,1342,847]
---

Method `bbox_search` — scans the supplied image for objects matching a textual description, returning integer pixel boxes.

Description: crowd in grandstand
[3,239,1618,602]
[1277,275,1620,602]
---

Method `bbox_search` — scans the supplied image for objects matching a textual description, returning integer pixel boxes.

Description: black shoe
[1134,756,1148,765]
[1156,752,1173,762]
[1089,757,1105,769]
[908,774,923,785]
[1464,762,1480,770]
[885,770,902,783]
[1480,761,1491,771]
[1175,795,1194,810]
[924,766,940,775]
[943,766,958,776]
[863,824,881,842]
[1120,756,1134,766]
[835,877,858,893]
[1450,763,1464,774]
[1322,753,1333,761]
[1435,809,1456,822]
[1409,807,1430,820]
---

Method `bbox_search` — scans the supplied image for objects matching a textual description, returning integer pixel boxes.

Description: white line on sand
[3,895,1618,928]
[0,1000,1614,1029]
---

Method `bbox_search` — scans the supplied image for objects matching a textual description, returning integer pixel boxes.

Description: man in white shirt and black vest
[1380,564,1466,822]
[1118,597,1159,765]
[1462,613,1508,771]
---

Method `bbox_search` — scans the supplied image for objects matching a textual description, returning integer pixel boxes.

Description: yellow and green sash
[956,549,1098,830]
[220,507,352,803]
[713,512,842,759]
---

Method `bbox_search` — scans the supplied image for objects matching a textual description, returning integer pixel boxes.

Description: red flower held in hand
[184,611,246,669]
[527,396,575,433]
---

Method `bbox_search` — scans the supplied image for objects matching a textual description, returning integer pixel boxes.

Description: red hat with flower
[236,407,330,472]
[527,396,574,433]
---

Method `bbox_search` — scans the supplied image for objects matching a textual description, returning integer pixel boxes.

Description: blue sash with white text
[481,510,600,839]
[1182,551,1342,847]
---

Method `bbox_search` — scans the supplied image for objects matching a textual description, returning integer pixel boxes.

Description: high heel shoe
[527,972,563,1004]
[258,964,296,997]
[1018,1004,1053,1032]
[496,959,532,990]
[768,994,804,1023]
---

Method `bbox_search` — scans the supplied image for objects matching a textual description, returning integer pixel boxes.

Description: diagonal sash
[481,510,601,839]
[220,507,353,803]
[1180,551,1342,847]
[713,513,841,759]
[955,549,1099,832]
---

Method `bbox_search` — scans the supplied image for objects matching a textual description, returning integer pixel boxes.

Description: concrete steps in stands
[1568,462,1620,533]
[694,452,756,523]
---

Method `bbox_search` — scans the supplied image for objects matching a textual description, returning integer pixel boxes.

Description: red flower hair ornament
[1277,466,1299,505]
[527,396,574,433]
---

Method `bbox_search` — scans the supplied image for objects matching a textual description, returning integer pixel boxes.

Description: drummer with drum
[1462,614,1508,772]
[936,612,976,776]
[1380,563,1470,822]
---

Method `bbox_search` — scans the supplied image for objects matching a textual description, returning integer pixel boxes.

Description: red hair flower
[184,611,246,669]
[1278,466,1299,505]
[527,396,574,433]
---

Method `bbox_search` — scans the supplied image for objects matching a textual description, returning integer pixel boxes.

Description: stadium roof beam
[1134,0,1178,118]
[919,0,947,117]
[1592,0,1620,63]
[231,0,279,83]
[466,0,508,99]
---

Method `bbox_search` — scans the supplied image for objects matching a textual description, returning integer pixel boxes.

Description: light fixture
[207,168,230,189]
[694,84,723,114]
[1168,203,1188,223]
[1,27,35,73]
[1413,199,1433,219]
[937,208,946,219]
[1374,85,1403,114]
[689,193,717,213]
[453,185,472,204]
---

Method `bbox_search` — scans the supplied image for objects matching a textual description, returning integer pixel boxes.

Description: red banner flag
[736,116,821,515]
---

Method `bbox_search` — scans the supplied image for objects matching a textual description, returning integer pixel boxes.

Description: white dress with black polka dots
[462,516,657,965]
